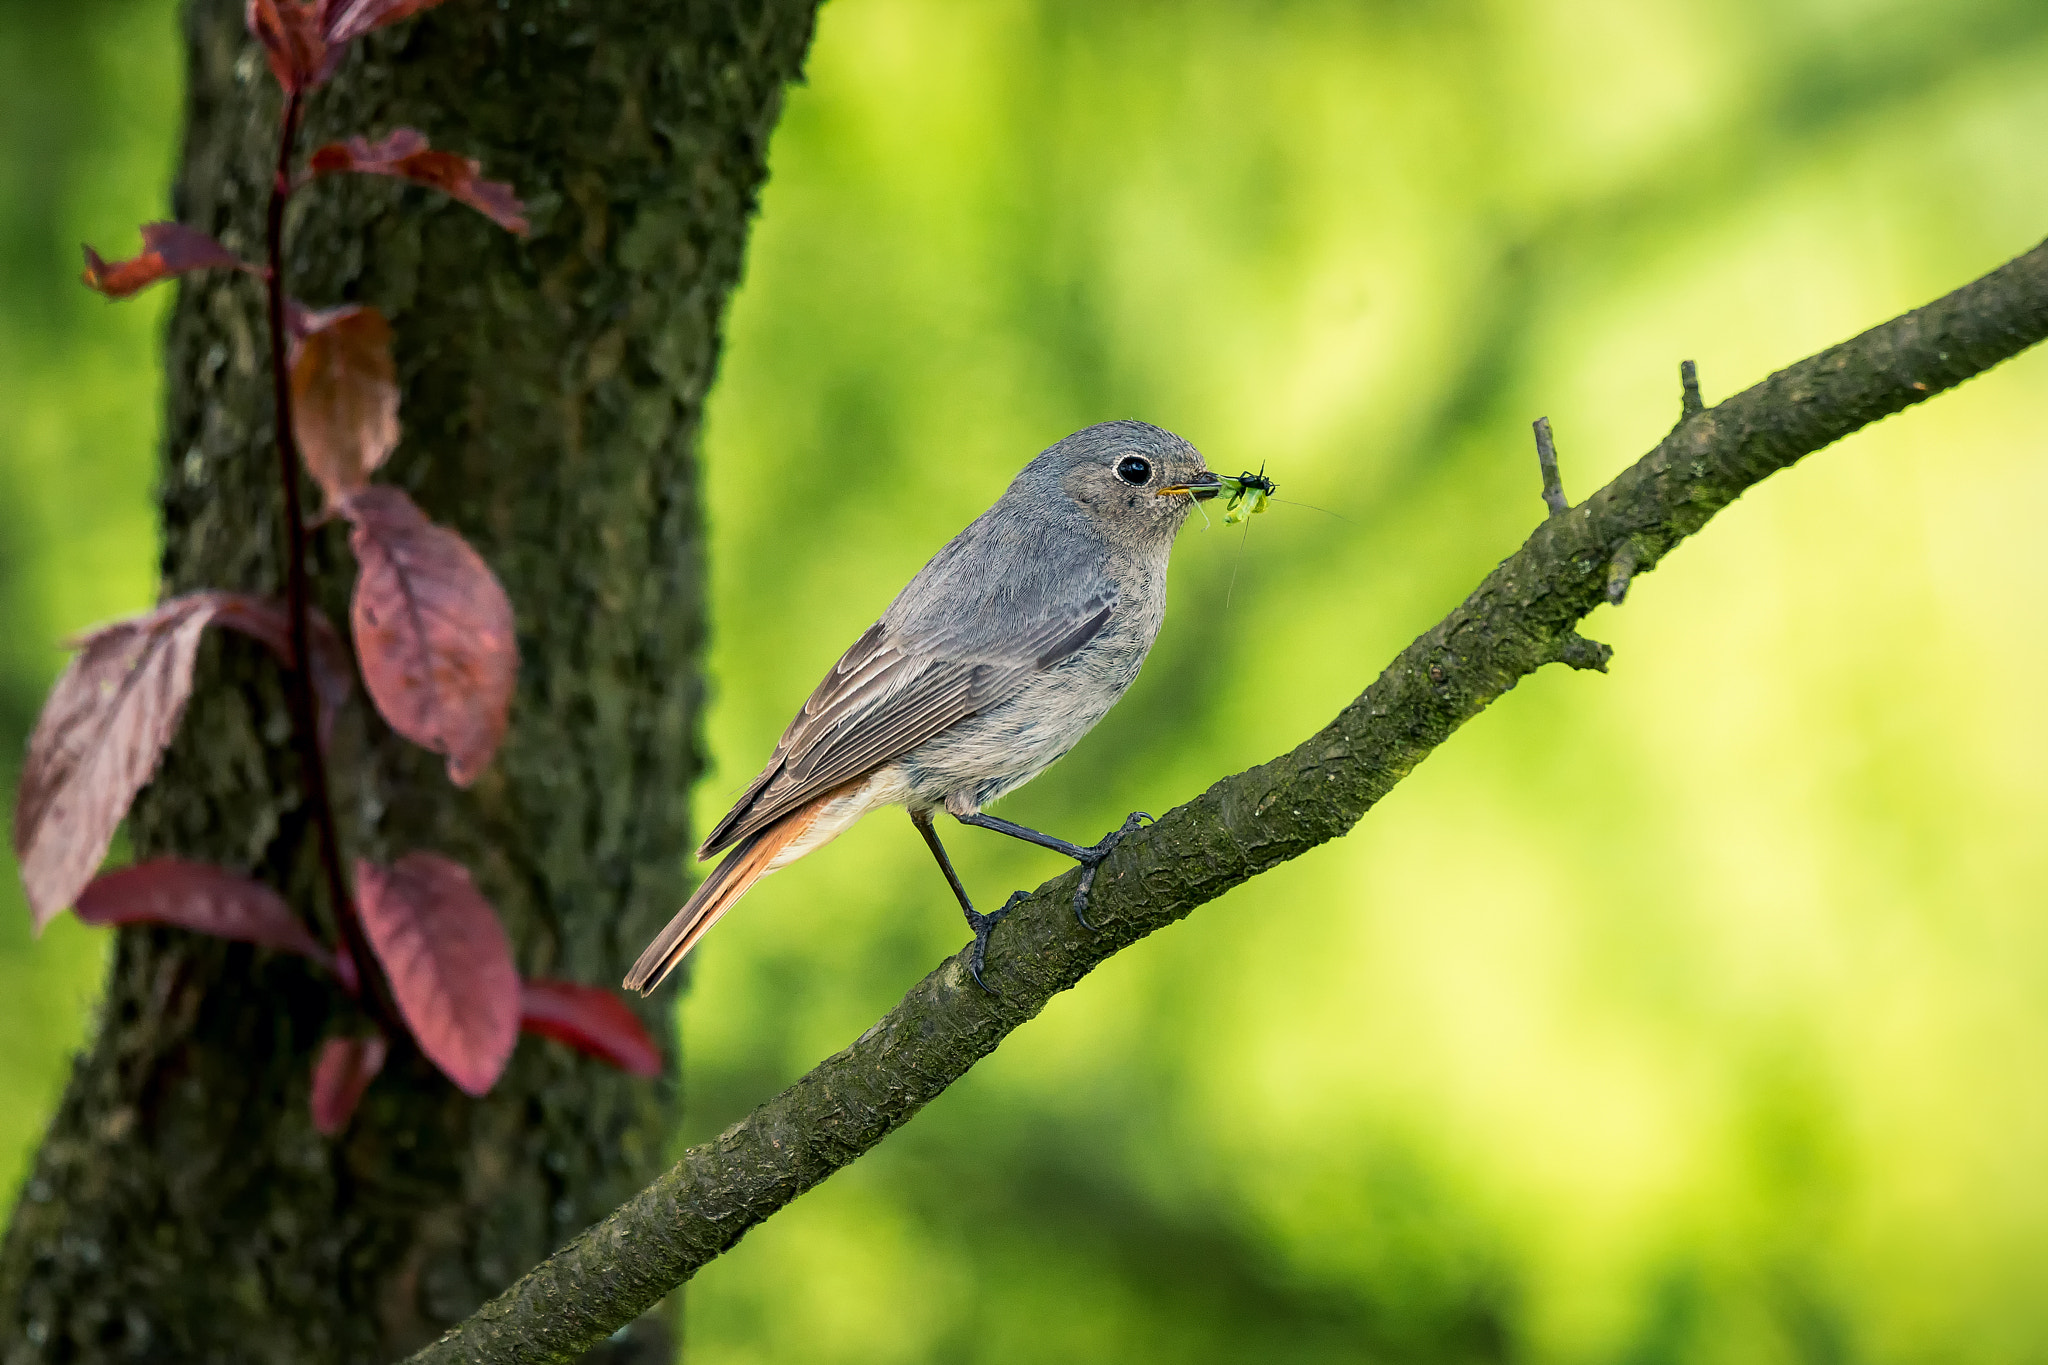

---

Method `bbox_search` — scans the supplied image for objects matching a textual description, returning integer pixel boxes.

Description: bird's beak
[1157,471,1224,501]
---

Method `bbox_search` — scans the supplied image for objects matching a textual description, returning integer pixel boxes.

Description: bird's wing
[697,592,1114,859]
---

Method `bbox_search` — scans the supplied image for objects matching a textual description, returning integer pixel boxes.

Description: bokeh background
[6,0,2048,1360]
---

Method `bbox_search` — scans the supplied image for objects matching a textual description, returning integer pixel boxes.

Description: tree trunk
[0,2,818,1360]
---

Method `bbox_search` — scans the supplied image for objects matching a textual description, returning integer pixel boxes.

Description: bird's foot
[1070,810,1152,931]
[966,891,1029,996]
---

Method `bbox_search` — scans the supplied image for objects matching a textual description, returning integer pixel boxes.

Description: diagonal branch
[407,236,2048,1365]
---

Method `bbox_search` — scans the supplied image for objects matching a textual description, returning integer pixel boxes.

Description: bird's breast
[903,597,1163,815]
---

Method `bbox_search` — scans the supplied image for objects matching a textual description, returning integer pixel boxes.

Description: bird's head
[1014,419,1220,548]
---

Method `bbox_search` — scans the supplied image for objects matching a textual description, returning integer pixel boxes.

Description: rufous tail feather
[624,796,828,994]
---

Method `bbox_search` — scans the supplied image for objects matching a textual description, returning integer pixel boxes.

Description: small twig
[1605,541,1640,605]
[264,91,396,1031]
[1552,632,1611,672]
[1679,359,1704,418]
[1532,417,1568,517]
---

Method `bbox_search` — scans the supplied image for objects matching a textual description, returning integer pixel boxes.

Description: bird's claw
[966,891,1029,996]
[1071,810,1153,931]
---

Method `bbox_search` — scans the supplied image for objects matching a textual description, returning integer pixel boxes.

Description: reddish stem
[264,90,396,1031]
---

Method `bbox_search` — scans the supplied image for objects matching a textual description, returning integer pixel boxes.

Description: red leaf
[519,979,663,1077]
[289,305,400,502]
[355,854,519,1096]
[308,130,529,235]
[334,944,361,996]
[245,0,329,92]
[322,0,453,46]
[310,1033,388,1134]
[81,223,247,299]
[11,592,360,929]
[283,298,324,341]
[342,487,516,787]
[208,593,354,748]
[75,858,334,966]
[13,594,235,930]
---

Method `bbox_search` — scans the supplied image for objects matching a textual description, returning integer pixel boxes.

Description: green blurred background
[6,0,2048,1360]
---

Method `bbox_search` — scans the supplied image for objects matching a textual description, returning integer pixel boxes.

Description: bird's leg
[955,809,1152,931]
[910,809,1016,995]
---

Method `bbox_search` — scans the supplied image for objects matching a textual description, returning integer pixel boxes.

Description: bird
[624,420,1223,996]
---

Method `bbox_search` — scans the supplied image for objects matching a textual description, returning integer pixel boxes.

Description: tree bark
[0,2,818,1361]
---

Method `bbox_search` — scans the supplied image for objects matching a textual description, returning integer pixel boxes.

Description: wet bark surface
[0,1,819,1360]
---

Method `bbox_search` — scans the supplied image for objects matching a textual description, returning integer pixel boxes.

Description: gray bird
[625,420,1222,995]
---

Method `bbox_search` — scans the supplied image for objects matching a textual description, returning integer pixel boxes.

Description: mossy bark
[0,1,818,1361]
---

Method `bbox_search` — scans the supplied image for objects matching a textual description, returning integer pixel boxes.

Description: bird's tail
[623,788,838,995]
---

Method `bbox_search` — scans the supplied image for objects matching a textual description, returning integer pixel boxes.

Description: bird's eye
[1114,455,1152,486]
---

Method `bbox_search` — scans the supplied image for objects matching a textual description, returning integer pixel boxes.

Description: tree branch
[406,236,2048,1365]
[1531,415,1569,517]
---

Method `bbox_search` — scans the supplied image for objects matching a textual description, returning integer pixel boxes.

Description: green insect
[1216,467,1276,525]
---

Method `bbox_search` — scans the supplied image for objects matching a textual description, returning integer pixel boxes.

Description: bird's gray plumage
[627,419,1216,996]
[699,419,1206,855]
